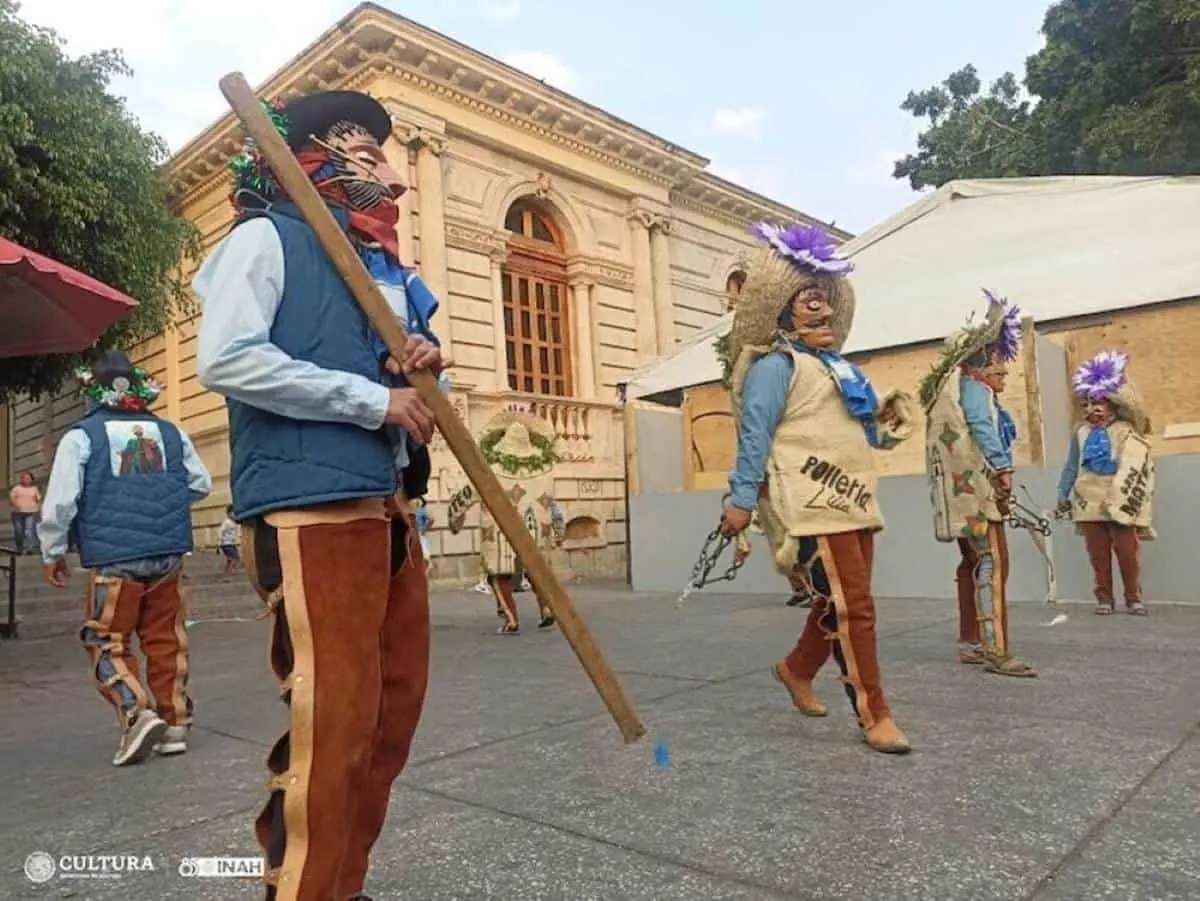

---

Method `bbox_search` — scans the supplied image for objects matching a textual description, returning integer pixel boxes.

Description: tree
[894,0,1200,190]
[0,0,199,401]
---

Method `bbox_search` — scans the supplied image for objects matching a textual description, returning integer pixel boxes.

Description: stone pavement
[2,585,1198,900]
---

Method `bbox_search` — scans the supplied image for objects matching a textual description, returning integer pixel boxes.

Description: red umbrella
[0,237,139,358]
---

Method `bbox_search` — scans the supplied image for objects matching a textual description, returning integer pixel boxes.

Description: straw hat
[478,407,561,477]
[727,222,856,403]
[1071,350,1151,436]
[918,289,1022,412]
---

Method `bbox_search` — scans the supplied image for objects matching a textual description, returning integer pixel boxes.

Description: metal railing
[0,545,16,639]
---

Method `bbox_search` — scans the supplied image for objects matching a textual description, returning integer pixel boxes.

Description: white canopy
[624,176,1200,400]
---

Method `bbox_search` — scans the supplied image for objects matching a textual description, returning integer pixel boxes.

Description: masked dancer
[719,222,915,755]
[1057,350,1155,615]
[194,90,448,901]
[922,290,1037,677]
[39,350,212,766]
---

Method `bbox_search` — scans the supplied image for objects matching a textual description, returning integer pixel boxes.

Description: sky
[19,0,1053,234]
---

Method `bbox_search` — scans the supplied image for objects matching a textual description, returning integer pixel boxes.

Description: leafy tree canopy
[0,0,198,401]
[894,0,1200,190]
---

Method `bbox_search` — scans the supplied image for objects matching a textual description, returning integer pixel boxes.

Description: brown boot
[772,662,828,717]
[861,717,911,754]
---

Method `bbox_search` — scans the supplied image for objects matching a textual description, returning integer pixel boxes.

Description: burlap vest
[479,471,555,574]
[925,370,1004,542]
[1069,421,1155,532]
[756,350,883,574]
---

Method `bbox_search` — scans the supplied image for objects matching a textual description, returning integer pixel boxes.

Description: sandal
[1127,602,1148,616]
[983,655,1038,678]
[958,647,986,665]
[1094,604,1115,615]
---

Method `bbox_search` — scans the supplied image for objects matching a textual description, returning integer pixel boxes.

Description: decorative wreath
[77,365,161,411]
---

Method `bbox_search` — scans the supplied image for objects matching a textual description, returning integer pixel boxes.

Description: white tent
[624,175,1200,400]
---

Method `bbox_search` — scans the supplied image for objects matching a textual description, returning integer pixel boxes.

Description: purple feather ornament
[983,289,1022,362]
[752,222,854,276]
[1072,350,1129,400]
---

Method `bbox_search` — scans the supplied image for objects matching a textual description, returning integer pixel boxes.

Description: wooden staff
[219,72,646,744]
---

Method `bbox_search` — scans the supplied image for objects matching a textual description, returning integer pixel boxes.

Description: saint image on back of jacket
[192,90,449,901]
[1057,350,1155,616]
[921,290,1037,678]
[720,221,917,755]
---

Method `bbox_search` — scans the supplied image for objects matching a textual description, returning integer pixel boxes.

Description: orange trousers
[80,562,191,728]
[955,523,1010,653]
[783,530,891,728]
[244,502,430,901]
[1080,522,1141,605]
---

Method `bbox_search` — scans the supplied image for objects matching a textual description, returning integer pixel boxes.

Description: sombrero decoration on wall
[918,289,1022,412]
[478,406,562,478]
[719,221,856,388]
[1072,349,1151,435]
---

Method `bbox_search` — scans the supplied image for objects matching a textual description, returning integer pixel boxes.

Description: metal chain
[678,496,749,604]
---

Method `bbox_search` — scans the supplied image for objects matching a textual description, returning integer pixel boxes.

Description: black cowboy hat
[88,349,134,387]
[279,91,392,149]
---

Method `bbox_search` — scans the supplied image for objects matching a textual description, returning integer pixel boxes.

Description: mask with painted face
[781,281,838,350]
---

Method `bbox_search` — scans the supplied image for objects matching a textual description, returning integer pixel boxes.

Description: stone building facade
[0,3,844,580]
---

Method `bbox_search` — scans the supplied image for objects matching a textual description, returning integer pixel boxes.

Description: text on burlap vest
[755,349,884,574]
[925,370,1004,541]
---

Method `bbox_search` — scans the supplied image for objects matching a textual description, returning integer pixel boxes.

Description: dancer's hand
[43,557,69,588]
[720,506,752,536]
[386,388,435,444]
[400,335,442,375]
[1055,498,1072,516]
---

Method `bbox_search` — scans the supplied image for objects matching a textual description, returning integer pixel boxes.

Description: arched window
[501,198,573,396]
[724,271,746,311]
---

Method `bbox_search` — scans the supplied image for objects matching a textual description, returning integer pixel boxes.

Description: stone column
[382,130,415,262]
[569,279,598,398]
[627,211,658,363]
[648,216,675,355]
[489,245,509,392]
[412,130,451,345]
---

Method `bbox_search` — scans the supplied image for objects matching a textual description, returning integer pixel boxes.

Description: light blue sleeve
[39,429,90,563]
[178,431,214,502]
[728,353,794,510]
[960,378,1013,471]
[1057,430,1080,501]
[193,218,391,431]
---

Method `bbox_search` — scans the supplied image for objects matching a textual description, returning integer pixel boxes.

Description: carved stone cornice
[391,118,448,156]
[566,256,634,292]
[444,216,508,258]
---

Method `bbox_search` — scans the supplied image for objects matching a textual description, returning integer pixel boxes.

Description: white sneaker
[113,709,167,767]
[154,725,189,756]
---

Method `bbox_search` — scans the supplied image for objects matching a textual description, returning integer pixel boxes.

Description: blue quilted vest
[73,408,194,568]
[226,202,397,521]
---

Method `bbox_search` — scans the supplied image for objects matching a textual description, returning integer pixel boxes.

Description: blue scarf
[1081,425,1119,475]
[997,404,1017,452]
[792,343,883,447]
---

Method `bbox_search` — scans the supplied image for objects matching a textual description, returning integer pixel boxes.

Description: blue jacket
[227,202,397,520]
[73,408,193,568]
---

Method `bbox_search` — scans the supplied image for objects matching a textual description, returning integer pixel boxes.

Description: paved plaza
[2,584,1198,900]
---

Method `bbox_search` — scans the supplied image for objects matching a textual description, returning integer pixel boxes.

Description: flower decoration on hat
[1072,350,1129,401]
[982,289,1022,362]
[229,98,290,197]
[751,222,854,277]
[76,365,162,412]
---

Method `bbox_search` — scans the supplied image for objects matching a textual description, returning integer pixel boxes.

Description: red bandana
[293,148,402,260]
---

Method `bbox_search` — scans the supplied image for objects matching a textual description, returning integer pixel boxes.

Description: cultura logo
[24,852,56,884]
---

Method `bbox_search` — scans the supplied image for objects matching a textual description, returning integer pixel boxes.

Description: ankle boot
[862,717,911,754]
[772,662,827,717]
